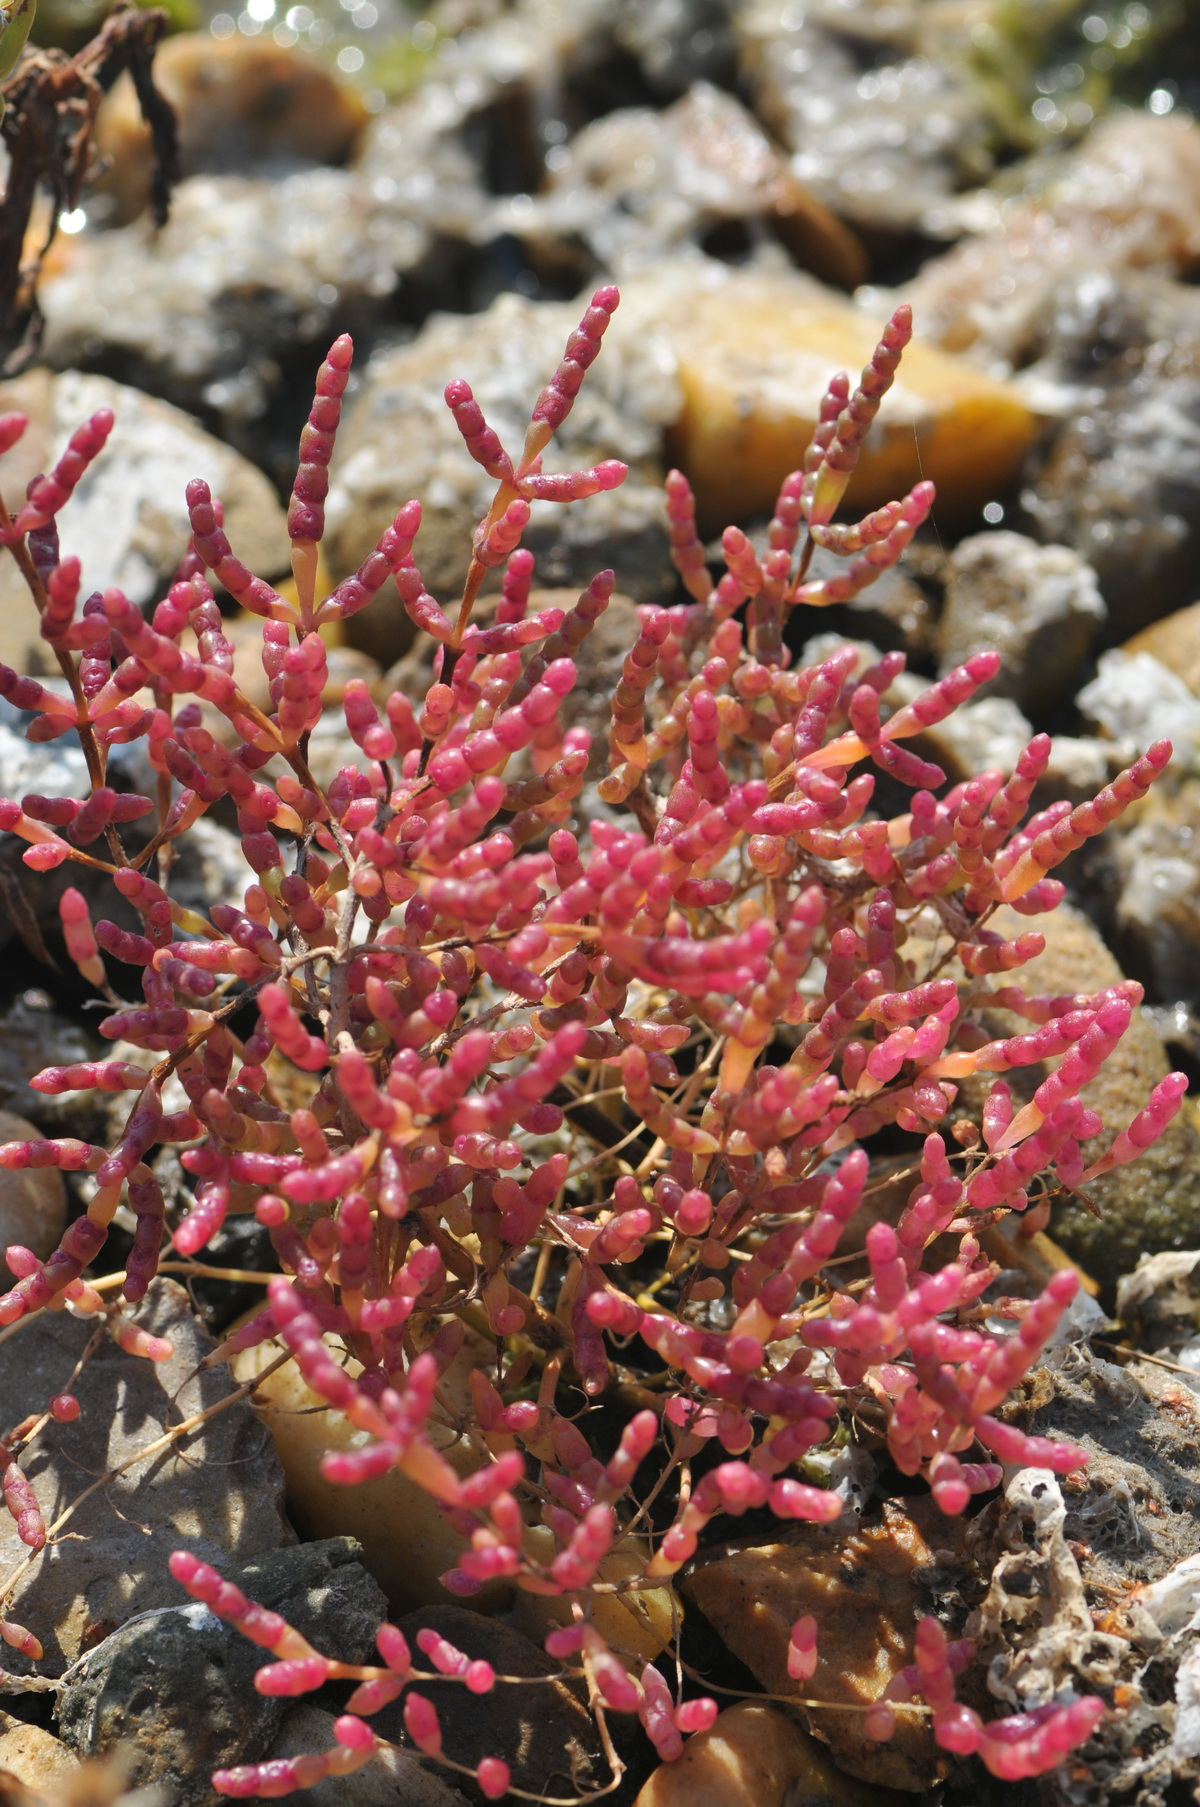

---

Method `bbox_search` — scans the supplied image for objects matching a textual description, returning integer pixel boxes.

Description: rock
[0,369,288,673]
[1100,777,1200,998]
[936,531,1104,716]
[912,695,1035,787]
[0,1108,66,1268]
[502,82,865,287]
[231,1322,672,1658]
[980,904,1200,1287]
[324,289,678,664]
[40,171,429,440]
[991,1351,1200,1592]
[373,1606,604,1805]
[56,1539,386,1807]
[50,370,290,602]
[261,1706,470,1807]
[0,1717,81,1796]
[633,261,1037,534]
[0,993,102,1138]
[736,0,993,236]
[1007,270,1200,636]
[96,34,366,223]
[0,1278,289,1675]
[1126,598,1200,696]
[681,1499,955,1790]
[230,1323,504,1615]
[632,1699,898,1807]
[1077,650,1200,769]
[906,114,1200,365]
[1116,1250,1200,1354]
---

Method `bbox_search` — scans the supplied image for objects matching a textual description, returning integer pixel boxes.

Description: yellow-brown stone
[633,1700,906,1807]
[642,267,1036,533]
[1124,601,1200,695]
[682,1499,953,1791]
[96,35,367,222]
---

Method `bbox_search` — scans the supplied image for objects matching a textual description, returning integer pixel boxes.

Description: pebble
[324,290,678,665]
[0,1109,66,1267]
[261,1706,470,1807]
[371,1605,604,1804]
[1011,271,1200,635]
[633,1700,900,1807]
[56,1538,387,1807]
[96,34,366,223]
[0,1278,289,1676]
[681,1499,950,1790]
[1125,598,1200,696]
[937,531,1104,716]
[1099,775,1200,1000]
[231,1321,674,1659]
[626,261,1037,534]
[980,905,1200,1288]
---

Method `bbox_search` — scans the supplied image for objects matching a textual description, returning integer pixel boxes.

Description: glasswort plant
[0,290,1181,1797]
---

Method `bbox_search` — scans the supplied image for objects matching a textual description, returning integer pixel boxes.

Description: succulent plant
[0,290,1180,1797]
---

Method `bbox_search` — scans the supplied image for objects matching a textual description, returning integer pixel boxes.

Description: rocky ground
[5,1,1200,1803]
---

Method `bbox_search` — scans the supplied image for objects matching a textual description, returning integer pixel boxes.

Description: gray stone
[0,1109,65,1267]
[40,172,428,437]
[498,83,864,288]
[0,370,288,680]
[1078,649,1200,771]
[374,1606,604,1806]
[0,994,103,1140]
[261,1706,470,1807]
[56,1539,387,1807]
[324,290,677,665]
[49,372,290,601]
[0,1278,289,1676]
[737,0,993,235]
[1011,270,1200,636]
[937,531,1104,716]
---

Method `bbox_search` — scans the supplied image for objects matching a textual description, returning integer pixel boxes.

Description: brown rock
[0,1718,80,1797]
[640,263,1037,534]
[976,905,1200,1289]
[682,1500,954,1790]
[96,34,366,223]
[633,1701,903,1807]
[0,1109,66,1267]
